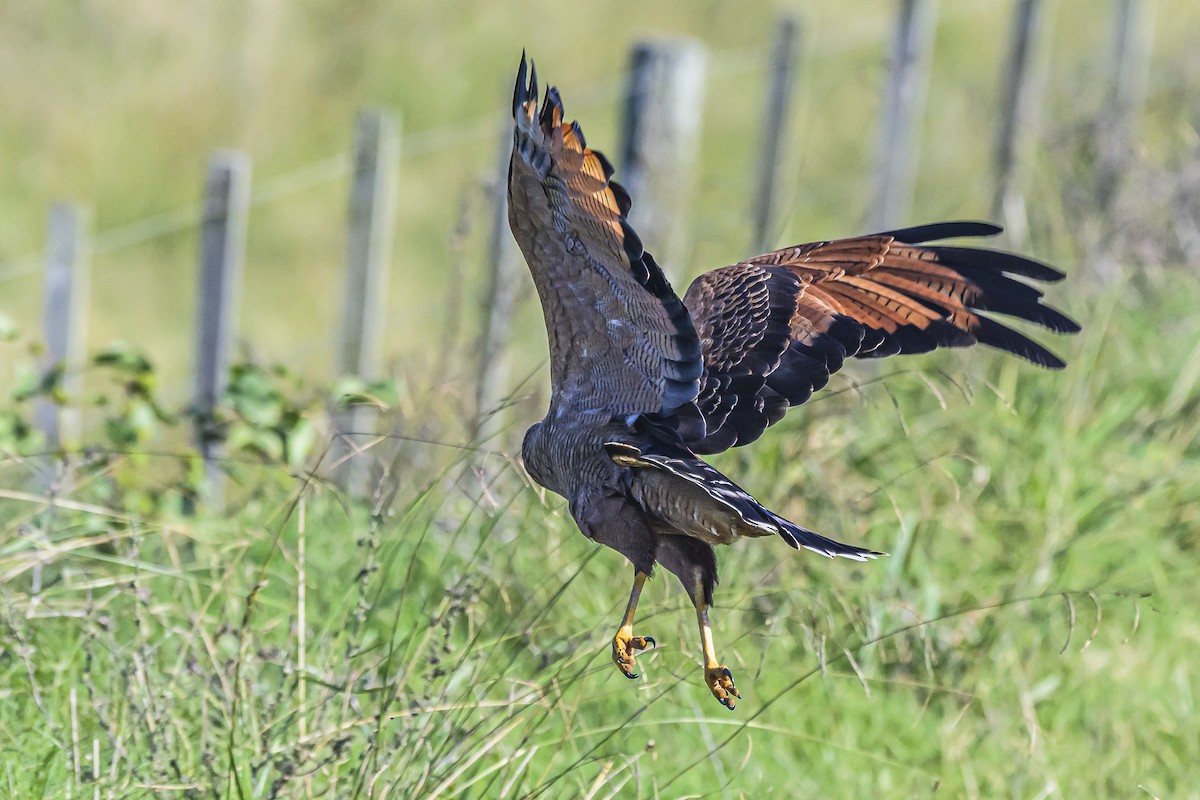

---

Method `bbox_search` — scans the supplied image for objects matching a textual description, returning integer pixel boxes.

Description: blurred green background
[2,1,1199,797]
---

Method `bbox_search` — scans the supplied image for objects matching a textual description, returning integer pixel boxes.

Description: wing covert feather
[681,223,1079,454]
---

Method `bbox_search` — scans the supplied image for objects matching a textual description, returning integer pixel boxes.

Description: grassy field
[3,1,1200,798]
[2,274,1199,798]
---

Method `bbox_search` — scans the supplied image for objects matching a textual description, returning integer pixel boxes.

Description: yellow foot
[705,665,741,710]
[611,634,656,679]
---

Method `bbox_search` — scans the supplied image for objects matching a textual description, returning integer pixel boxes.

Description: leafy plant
[0,324,400,513]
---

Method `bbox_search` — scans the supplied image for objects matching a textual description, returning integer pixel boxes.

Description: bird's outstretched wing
[508,54,702,420]
[681,222,1080,454]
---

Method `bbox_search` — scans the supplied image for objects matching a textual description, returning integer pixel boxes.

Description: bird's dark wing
[681,222,1080,454]
[508,55,702,420]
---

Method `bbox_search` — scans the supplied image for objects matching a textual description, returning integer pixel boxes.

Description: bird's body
[507,54,1078,709]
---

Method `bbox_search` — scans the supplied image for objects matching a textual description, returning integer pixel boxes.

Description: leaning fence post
[619,39,707,266]
[1090,0,1156,284]
[34,203,90,452]
[332,109,399,493]
[992,0,1047,247]
[752,15,803,254]
[868,0,936,231]
[1104,0,1154,156]
[473,127,522,444]
[1096,0,1155,209]
[193,150,251,502]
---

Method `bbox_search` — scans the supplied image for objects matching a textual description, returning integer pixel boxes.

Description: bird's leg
[611,570,656,679]
[693,578,740,710]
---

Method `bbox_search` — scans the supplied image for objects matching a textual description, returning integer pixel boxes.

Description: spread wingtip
[513,51,539,121]
[512,52,528,118]
[529,59,538,111]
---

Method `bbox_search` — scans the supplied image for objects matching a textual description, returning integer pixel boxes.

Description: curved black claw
[644,637,656,650]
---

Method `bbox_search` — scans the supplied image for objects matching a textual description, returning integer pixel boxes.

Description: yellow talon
[612,633,656,679]
[611,571,652,678]
[705,664,740,710]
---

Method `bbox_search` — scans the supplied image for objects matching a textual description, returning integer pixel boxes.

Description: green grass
[2,272,1198,797]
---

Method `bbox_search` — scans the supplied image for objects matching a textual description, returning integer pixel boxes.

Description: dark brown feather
[681,223,1079,454]
[508,55,702,420]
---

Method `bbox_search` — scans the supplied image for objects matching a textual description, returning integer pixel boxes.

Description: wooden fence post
[992,0,1047,246]
[193,150,251,502]
[332,109,399,493]
[1091,0,1156,283]
[34,203,89,452]
[752,15,803,254]
[473,128,522,443]
[619,39,706,266]
[1107,0,1154,144]
[869,0,937,231]
[1097,0,1155,207]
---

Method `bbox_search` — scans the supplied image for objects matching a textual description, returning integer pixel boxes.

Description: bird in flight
[506,53,1078,709]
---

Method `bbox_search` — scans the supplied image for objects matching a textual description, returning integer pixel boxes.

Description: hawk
[507,54,1078,709]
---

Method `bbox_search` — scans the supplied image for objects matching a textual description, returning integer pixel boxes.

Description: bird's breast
[520,417,622,503]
